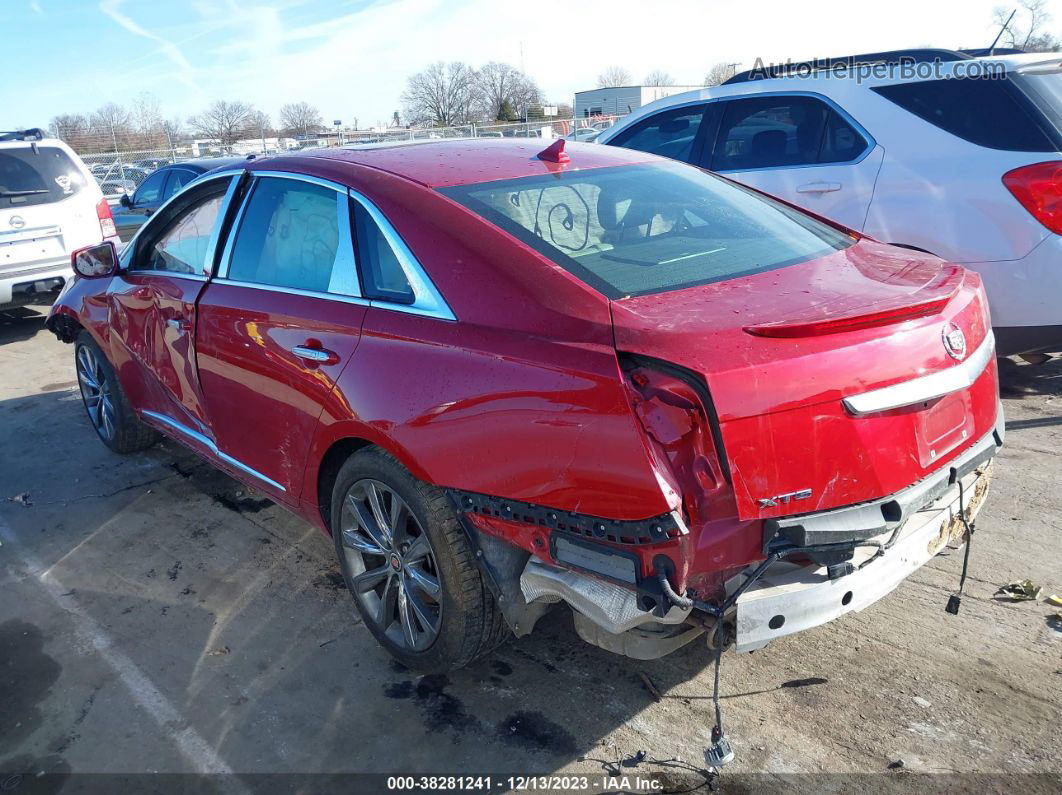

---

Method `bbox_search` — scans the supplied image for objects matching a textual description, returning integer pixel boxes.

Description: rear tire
[331,447,509,672]
[74,331,158,454]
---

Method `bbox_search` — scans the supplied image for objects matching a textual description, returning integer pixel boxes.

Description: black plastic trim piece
[448,488,681,546]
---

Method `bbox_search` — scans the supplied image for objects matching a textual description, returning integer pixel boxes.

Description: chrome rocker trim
[843,331,996,416]
[140,410,286,492]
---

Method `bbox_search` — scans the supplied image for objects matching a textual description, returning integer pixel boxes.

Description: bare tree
[188,100,254,146]
[88,103,134,150]
[247,110,273,148]
[993,0,1061,51]
[130,92,165,147]
[401,61,478,127]
[476,62,540,121]
[704,62,738,86]
[50,113,88,142]
[279,101,323,137]
[596,66,632,88]
[643,69,675,86]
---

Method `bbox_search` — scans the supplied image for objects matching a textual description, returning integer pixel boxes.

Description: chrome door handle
[166,317,190,331]
[291,345,335,363]
[796,181,842,193]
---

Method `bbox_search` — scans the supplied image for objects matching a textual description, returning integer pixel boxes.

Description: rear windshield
[0,146,85,209]
[440,162,853,298]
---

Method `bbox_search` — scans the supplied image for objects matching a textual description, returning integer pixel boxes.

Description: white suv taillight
[95,197,117,239]
[1002,161,1062,235]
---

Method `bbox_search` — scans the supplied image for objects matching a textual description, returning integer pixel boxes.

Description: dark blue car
[112,157,244,241]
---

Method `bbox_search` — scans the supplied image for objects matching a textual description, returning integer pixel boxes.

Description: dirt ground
[1,304,1059,793]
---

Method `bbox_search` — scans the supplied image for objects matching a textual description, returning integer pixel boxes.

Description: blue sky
[1,0,1059,131]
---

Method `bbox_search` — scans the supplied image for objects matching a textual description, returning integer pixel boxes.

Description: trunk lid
[611,239,999,521]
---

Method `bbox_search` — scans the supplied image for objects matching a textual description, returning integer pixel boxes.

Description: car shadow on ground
[0,386,723,788]
[997,355,1062,399]
[0,307,49,346]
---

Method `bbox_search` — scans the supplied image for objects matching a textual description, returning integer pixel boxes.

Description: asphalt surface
[1,304,1060,793]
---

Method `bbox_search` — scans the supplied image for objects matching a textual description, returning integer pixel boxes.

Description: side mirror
[71,241,119,278]
[120,193,133,208]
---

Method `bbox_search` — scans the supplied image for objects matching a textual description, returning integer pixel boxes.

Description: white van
[0,129,117,310]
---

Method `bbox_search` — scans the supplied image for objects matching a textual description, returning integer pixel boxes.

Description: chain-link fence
[74,116,622,204]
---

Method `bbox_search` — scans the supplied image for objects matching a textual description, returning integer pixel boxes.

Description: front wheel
[331,448,509,672]
[74,331,158,453]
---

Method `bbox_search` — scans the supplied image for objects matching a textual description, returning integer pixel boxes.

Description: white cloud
[98,0,196,83]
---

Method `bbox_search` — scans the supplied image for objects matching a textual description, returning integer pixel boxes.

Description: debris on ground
[205,646,230,657]
[912,696,931,708]
[638,672,662,702]
[6,492,32,507]
[888,758,906,770]
[995,579,1042,601]
[1046,594,1062,607]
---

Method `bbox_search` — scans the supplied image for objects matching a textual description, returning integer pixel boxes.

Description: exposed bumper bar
[843,331,995,415]
[735,462,992,651]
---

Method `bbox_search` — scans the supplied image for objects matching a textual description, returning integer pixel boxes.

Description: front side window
[163,169,196,201]
[133,170,167,205]
[140,192,224,275]
[226,177,358,296]
[441,162,853,298]
[610,106,707,164]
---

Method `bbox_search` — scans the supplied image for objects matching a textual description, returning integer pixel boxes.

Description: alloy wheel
[76,345,115,441]
[340,478,442,652]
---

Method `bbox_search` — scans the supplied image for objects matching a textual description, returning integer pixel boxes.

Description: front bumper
[735,460,992,651]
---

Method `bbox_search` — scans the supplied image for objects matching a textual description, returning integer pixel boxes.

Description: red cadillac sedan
[48,139,1002,674]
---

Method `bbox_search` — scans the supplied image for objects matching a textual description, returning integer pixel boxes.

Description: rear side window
[609,105,707,163]
[353,204,414,303]
[872,77,1060,152]
[710,96,868,171]
[441,162,853,299]
[0,146,85,209]
[226,177,358,296]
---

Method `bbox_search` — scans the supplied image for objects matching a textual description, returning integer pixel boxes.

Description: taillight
[95,197,117,239]
[1002,161,1062,234]
[622,356,730,525]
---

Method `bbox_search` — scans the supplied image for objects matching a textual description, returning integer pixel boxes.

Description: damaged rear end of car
[442,156,1002,662]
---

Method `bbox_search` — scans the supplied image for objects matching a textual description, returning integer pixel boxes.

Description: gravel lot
[1,304,1059,793]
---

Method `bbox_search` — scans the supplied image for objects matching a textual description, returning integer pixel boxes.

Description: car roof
[291,139,659,188]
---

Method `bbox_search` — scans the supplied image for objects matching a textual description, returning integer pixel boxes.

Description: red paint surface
[49,142,1000,598]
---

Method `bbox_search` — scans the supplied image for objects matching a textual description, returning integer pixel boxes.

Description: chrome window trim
[140,409,286,492]
[843,331,996,416]
[124,173,241,277]
[210,277,371,308]
[349,188,457,321]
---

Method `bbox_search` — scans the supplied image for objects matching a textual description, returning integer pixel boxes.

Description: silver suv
[1,129,116,310]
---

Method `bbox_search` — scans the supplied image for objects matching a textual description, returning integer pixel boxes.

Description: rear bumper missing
[734,459,992,651]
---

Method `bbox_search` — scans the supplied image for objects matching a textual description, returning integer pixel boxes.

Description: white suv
[596,50,1062,355]
[0,129,117,310]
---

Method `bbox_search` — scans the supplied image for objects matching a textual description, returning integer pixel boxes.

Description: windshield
[0,145,85,209]
[440,162,854,298]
